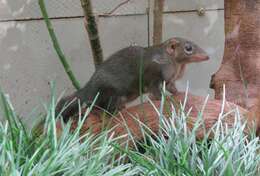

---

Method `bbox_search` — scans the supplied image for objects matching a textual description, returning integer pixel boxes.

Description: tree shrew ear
[166,38,180,55]
[152,38,180,65]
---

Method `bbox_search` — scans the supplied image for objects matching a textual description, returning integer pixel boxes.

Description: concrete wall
[0,0,224,122]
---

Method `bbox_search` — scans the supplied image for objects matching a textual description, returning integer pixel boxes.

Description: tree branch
[106,0,131,15]
[80,0,104,68]
[153,0,164,45]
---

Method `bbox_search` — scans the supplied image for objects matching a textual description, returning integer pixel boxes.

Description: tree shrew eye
[171,44,175,50]
[184,42,193,55]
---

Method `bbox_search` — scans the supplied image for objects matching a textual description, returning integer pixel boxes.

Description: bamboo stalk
[153,0,164,45]
[80,0,104,68]
[38,0,81,89]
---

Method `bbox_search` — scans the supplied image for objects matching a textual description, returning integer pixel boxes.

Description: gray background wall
[0,0,224,122]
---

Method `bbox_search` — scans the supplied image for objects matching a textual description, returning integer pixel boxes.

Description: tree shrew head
[165,37,209,64]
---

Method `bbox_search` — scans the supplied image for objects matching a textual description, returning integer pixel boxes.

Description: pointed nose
[190,54,209,62]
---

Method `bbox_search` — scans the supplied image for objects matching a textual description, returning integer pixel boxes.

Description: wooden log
[56,93,260,147]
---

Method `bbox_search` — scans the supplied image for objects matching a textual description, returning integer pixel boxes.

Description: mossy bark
[80,0,104,68]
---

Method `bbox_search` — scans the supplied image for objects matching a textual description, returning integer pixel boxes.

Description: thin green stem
[38,0,81,89]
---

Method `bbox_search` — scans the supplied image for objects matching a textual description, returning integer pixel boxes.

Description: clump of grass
[0,86,138,175]
[0,84,259,175]
[118,91,260,175]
